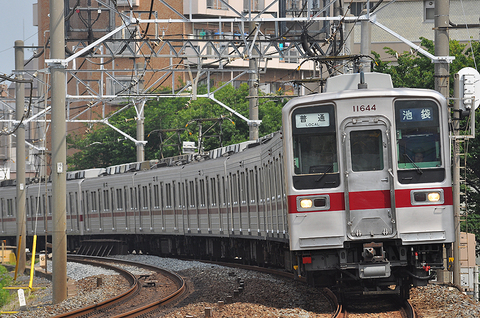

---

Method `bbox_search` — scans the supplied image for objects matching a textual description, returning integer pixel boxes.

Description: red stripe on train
[288,187,453,213]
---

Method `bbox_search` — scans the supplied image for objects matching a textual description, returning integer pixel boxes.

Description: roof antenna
[358,71,368,89]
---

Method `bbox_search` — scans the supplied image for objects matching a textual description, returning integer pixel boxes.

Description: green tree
[67,83,286,170]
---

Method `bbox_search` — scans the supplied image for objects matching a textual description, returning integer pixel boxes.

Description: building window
[348,1,378,16]
[424,1,435,23]
[244,0,264,11]
[207,0,228,10]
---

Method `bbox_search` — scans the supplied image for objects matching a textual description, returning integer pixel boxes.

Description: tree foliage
[67,83,286,170]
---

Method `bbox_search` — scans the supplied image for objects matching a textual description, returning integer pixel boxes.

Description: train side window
[395,100,441,169]
[350,129,384,171]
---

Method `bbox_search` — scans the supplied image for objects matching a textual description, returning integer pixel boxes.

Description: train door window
[153,184,160,208]
[91,191,97,212]
[350,130,384,171]
[116,189,123,210]
[48,195,53,215]
[240,171,247,204]
[42,195,46,215]
[199,179,206,207]
[165,183,172,208]
[69,193,75,215]
[131,187,138,210]
[75,192,80,230]
[210,178,217,207]
[395,100,441,169]
[110,188,115,211]
[231,173,238,205]
[177,182,183,209]
[221,176,227,206]
[188,180,195,208]
[249,169,256,204]
[7,199,13,216]
[103,190,110,211]
[142,185,148,209]
[26,198,30,216]
[0,199,3,219]
[148,184,153,210]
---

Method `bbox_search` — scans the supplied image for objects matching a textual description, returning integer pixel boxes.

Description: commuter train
[0,73,454,298]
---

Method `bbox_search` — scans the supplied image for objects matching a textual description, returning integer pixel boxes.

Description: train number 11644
[353,104,376,112]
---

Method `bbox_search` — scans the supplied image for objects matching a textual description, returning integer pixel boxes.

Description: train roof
[0,132,280,187]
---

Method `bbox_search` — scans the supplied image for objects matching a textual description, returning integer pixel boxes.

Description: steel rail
[53,256,139,318]
[52,255,186,318]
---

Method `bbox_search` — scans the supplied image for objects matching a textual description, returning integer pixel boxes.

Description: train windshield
[291,104,337,175]
[395,100,441,169]
[293,134,338,174]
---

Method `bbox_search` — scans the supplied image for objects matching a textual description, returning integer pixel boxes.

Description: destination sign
[295,113,330,128]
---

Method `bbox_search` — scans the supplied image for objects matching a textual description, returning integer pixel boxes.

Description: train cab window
[395,100,444,183]
[350,130,384,171]
[291,104,339,189]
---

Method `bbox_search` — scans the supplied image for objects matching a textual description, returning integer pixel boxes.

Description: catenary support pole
[50,0,68,304]
[434,0,454,286]
[15,40,26,275]
[452,74,461,287]
[136,100,145,162]
[249,21,259,141]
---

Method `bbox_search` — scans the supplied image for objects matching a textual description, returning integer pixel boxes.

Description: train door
[341,116,396,239]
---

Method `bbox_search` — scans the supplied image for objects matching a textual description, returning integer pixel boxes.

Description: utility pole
[50,0,68,304]
[434,0,456,287]
[15,40,26,275]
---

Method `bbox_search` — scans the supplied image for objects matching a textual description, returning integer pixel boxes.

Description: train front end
[282,73,454,297]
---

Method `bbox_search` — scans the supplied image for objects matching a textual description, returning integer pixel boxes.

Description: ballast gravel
[2,255,480,317]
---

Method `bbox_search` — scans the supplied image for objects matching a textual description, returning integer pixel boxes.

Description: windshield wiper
[315,165,333,182]
[403,154,423,174]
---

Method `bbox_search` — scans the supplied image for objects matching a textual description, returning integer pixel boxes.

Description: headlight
[300,199,313,208]
[296,196,330,211]
[427,192,441,202]
[411,189,444,205]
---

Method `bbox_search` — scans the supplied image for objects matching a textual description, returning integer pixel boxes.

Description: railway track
[53,255,186,318]
[327,293,417,318]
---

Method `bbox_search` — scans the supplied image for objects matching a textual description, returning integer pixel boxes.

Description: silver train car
[0,72,454,297]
